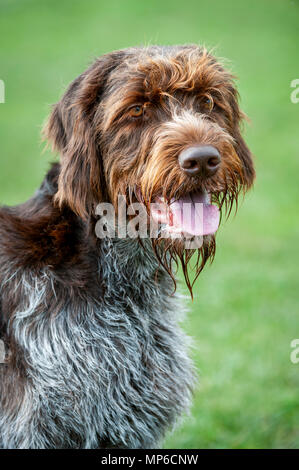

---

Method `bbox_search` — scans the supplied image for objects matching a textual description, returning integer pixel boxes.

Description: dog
[0,45,255,448]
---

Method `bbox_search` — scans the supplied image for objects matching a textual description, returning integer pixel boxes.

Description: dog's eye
[202,97,214,112]
[129,105,144,118]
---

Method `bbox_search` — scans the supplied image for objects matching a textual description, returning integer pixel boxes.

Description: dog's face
[44,45,255,289]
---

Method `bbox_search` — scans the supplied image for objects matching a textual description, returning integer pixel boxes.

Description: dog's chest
[5,243,193,448]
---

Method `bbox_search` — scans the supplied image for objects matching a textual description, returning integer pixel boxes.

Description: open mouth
[150,189,220,237]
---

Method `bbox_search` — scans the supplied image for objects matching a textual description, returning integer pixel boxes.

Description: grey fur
[0,238,194,449]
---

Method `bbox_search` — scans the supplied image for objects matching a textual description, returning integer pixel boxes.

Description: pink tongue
[151,192,220,236]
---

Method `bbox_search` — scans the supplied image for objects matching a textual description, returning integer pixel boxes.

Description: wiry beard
[151,234,216,298]
[127,165,242,296]
[118,185,241,298]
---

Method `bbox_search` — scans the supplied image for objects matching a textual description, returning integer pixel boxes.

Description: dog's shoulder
[0,163,85,271]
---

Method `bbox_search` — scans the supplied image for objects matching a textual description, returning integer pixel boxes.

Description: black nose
[179,145,221,177]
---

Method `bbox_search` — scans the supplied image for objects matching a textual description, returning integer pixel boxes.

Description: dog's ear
[232,123,255,189]
[227,89,255,189]
[43,51,122,219]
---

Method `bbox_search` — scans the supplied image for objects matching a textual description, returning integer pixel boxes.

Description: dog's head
[44,45,255,290]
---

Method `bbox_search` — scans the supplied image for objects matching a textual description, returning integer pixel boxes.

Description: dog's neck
[97,237,174,299]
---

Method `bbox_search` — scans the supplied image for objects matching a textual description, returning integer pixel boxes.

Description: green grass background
[0,0,298,449]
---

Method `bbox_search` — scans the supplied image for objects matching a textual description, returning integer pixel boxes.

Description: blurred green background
[0,0,298,449]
